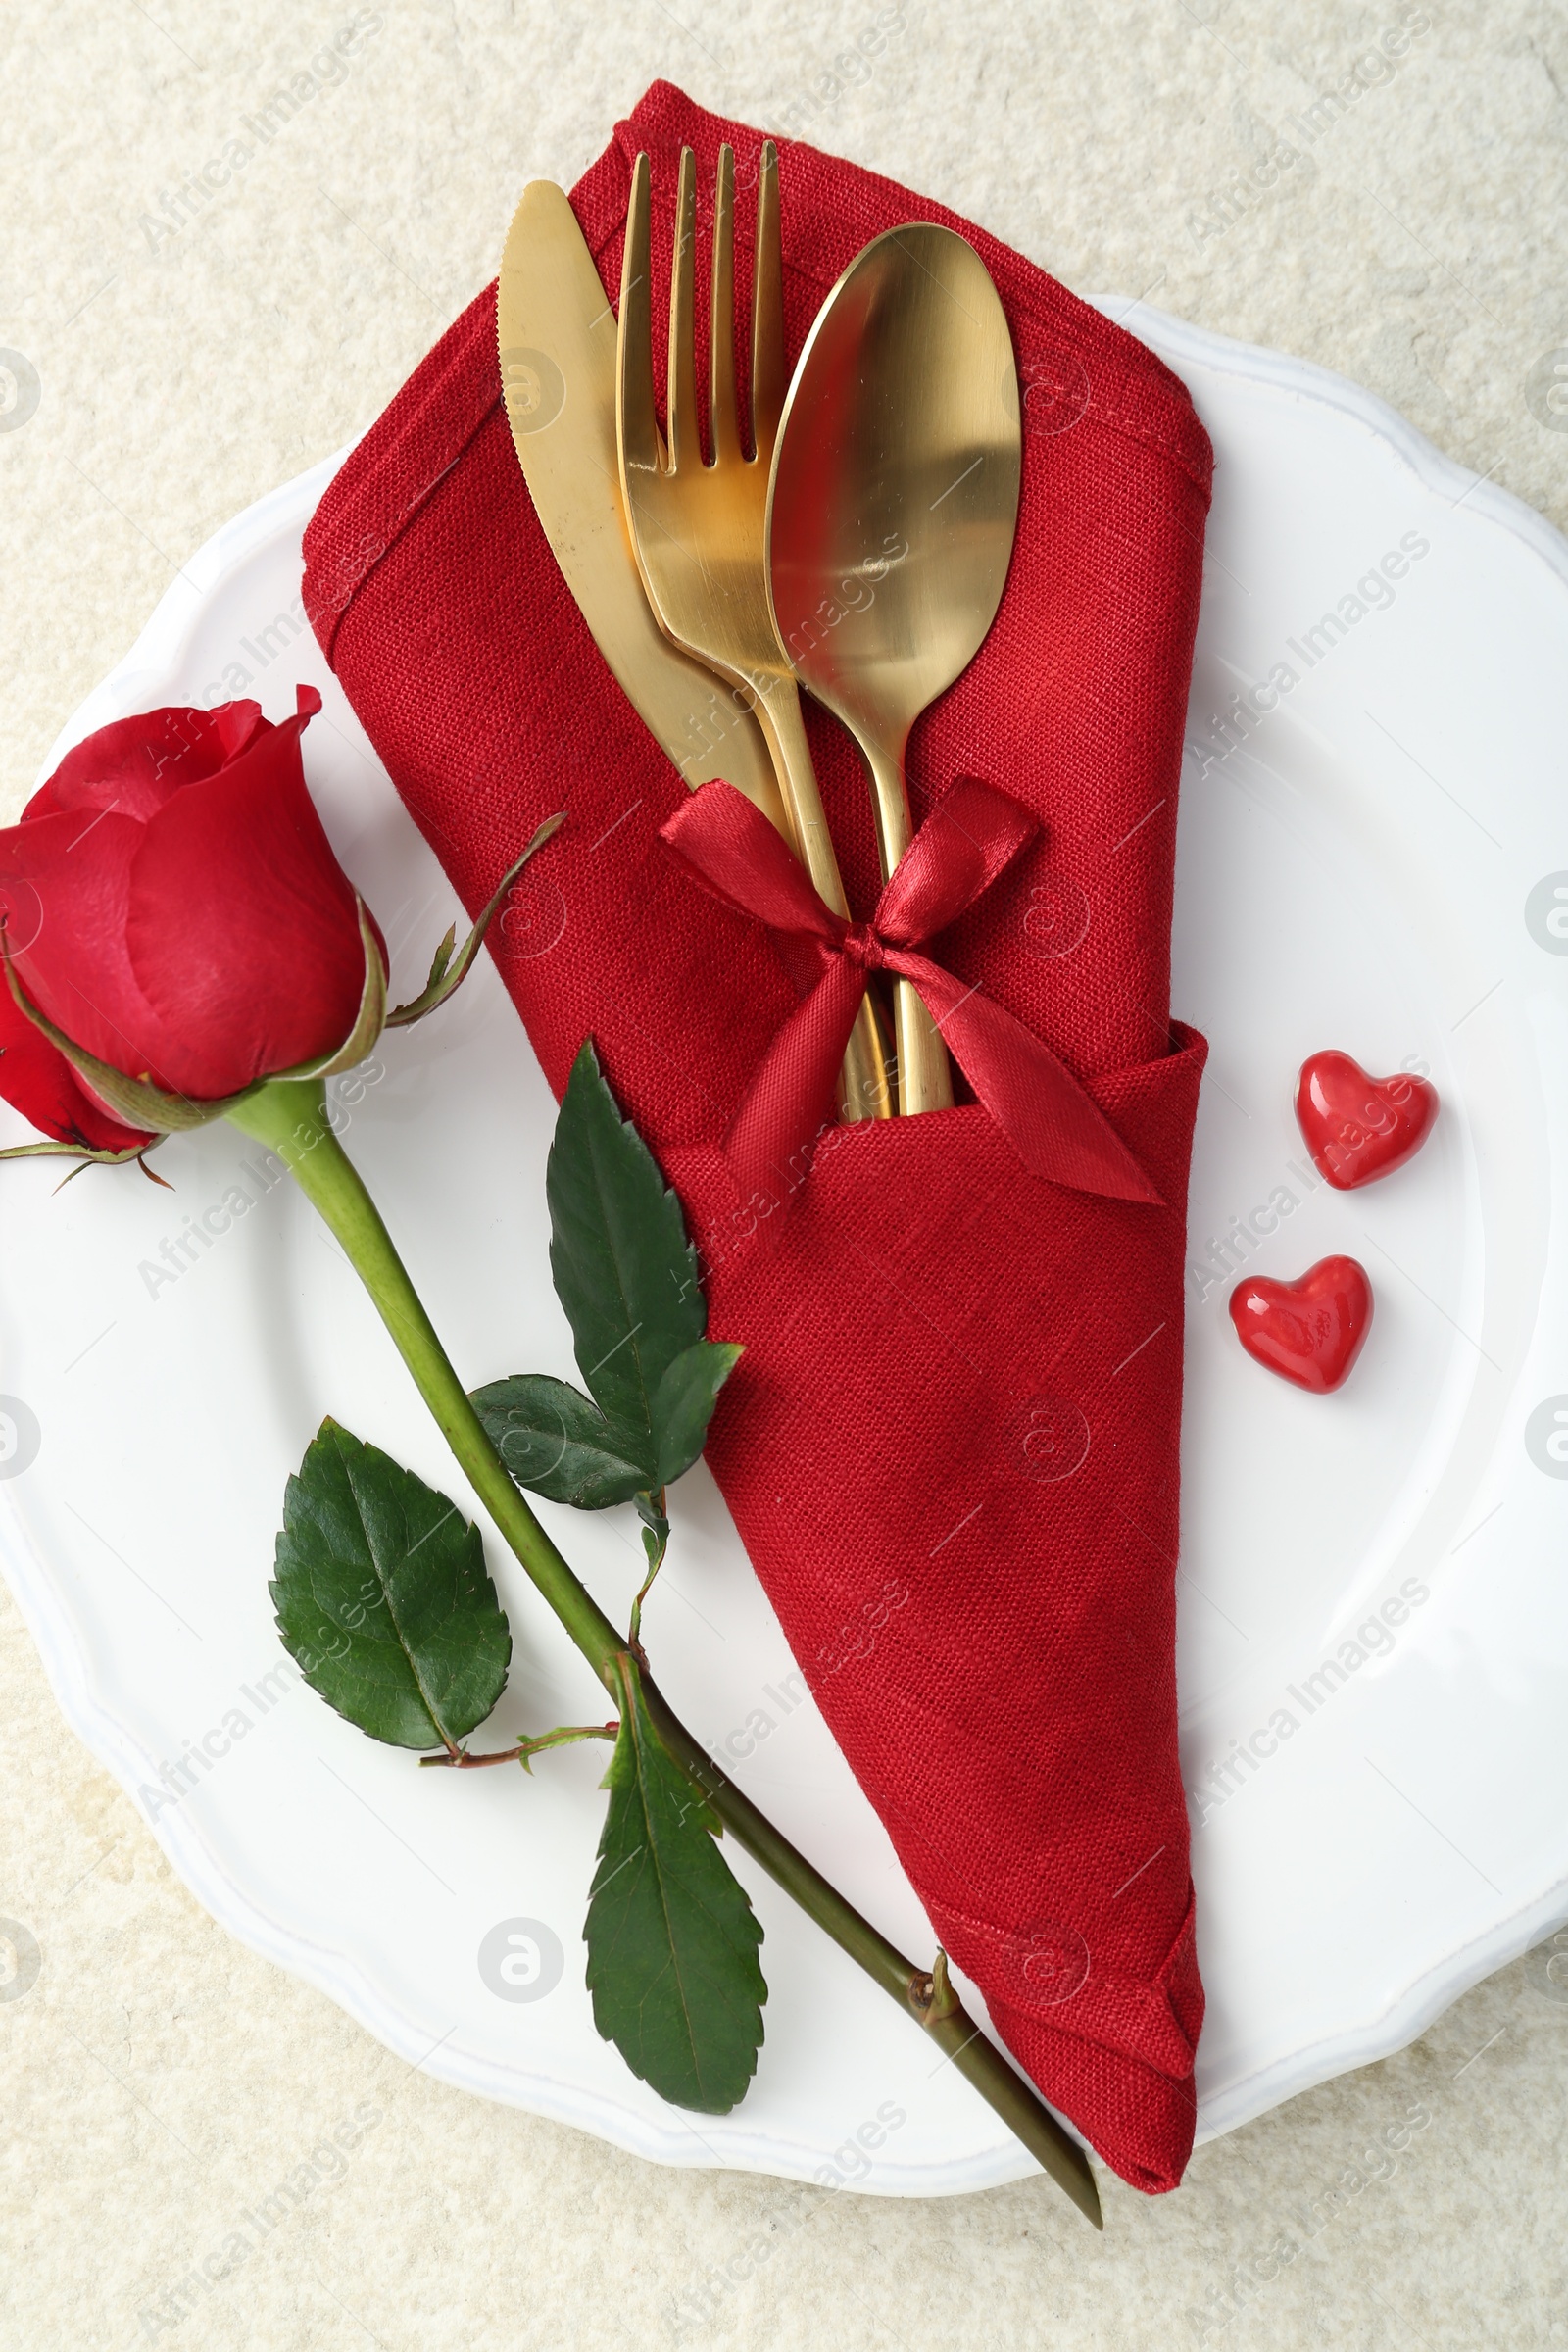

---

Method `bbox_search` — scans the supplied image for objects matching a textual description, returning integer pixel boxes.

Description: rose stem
[225,1077,1102,2229]
[418,1723,618,1769]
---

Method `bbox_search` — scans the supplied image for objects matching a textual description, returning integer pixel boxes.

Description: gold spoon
[765,224,1023,1114]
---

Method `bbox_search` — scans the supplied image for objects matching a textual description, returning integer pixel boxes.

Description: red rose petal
[0,808,184,1085]
[26,702,266,823]
[123,700,370,1097]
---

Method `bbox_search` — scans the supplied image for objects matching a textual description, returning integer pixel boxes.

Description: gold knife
[497,180,786,827]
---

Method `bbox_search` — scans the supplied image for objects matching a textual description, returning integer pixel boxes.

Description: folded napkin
[302,81,1212,2193]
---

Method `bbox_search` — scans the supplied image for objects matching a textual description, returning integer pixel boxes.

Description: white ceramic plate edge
[1091,293,1568,2134]
[1091,291,1568,600]
[0,1488,1035,2195]
[6,308,1566,2190]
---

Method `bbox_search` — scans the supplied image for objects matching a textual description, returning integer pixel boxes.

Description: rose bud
[0,688,388,1152]
[0,686,562,1166]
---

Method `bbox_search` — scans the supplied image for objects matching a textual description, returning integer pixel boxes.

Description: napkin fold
[302,81,1213,2193]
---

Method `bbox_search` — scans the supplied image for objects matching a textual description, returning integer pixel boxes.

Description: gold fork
[616,140,892,1128]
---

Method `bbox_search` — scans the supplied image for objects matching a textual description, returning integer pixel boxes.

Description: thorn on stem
[910,1947,961,2028]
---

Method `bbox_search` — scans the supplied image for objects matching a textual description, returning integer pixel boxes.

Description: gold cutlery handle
[894,986,954,1117]
[862,737,954,1117]
[752,678,893,1125]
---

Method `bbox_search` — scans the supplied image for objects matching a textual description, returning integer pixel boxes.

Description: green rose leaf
[547,1042,708,1466]
[585,1654,765,2113]
[652,1341,744,1488]
[470,1372,654,1508]
[271,1420,512,1749]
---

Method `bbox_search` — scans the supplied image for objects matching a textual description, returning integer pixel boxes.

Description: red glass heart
[1295,1051,1439,1190]
[1229,1255,1374,1394]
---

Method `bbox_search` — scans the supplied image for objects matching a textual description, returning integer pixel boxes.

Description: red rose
[0,687,380,1144]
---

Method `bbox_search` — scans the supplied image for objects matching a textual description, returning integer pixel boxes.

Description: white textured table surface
[3,3,1567,2345]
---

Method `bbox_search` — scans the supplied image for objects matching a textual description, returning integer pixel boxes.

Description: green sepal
[0,1136,155,1168]
[386,814,565,1028]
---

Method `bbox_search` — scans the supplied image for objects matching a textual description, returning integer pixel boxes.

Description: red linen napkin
[302,81,1212,2193]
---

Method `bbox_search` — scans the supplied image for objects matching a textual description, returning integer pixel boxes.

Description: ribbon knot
[660,777,1161,1215]
[842,921,887,975]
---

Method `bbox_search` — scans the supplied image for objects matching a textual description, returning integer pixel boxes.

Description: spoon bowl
[766,222,1022,1111]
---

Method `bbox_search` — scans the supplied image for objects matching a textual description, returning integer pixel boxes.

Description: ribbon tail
[725,962,867,1206]
[904,957,1164,1206]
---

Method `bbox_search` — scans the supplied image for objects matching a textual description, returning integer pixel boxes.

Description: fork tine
[710,144,741,466]
[617,153,661,475]
[750,140,785,457]
[666,147,699,471]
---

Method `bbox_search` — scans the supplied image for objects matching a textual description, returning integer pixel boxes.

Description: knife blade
[497,180,784,824]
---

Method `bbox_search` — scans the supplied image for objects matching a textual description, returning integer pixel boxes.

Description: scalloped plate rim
[2,295,1565,2192]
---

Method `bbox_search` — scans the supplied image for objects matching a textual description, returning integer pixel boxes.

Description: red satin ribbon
[660,777,1162,1210]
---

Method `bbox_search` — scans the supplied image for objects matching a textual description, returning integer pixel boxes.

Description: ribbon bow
[660,776,1161,1212]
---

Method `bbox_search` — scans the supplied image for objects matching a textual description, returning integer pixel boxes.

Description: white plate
[4,301,1568,2196]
